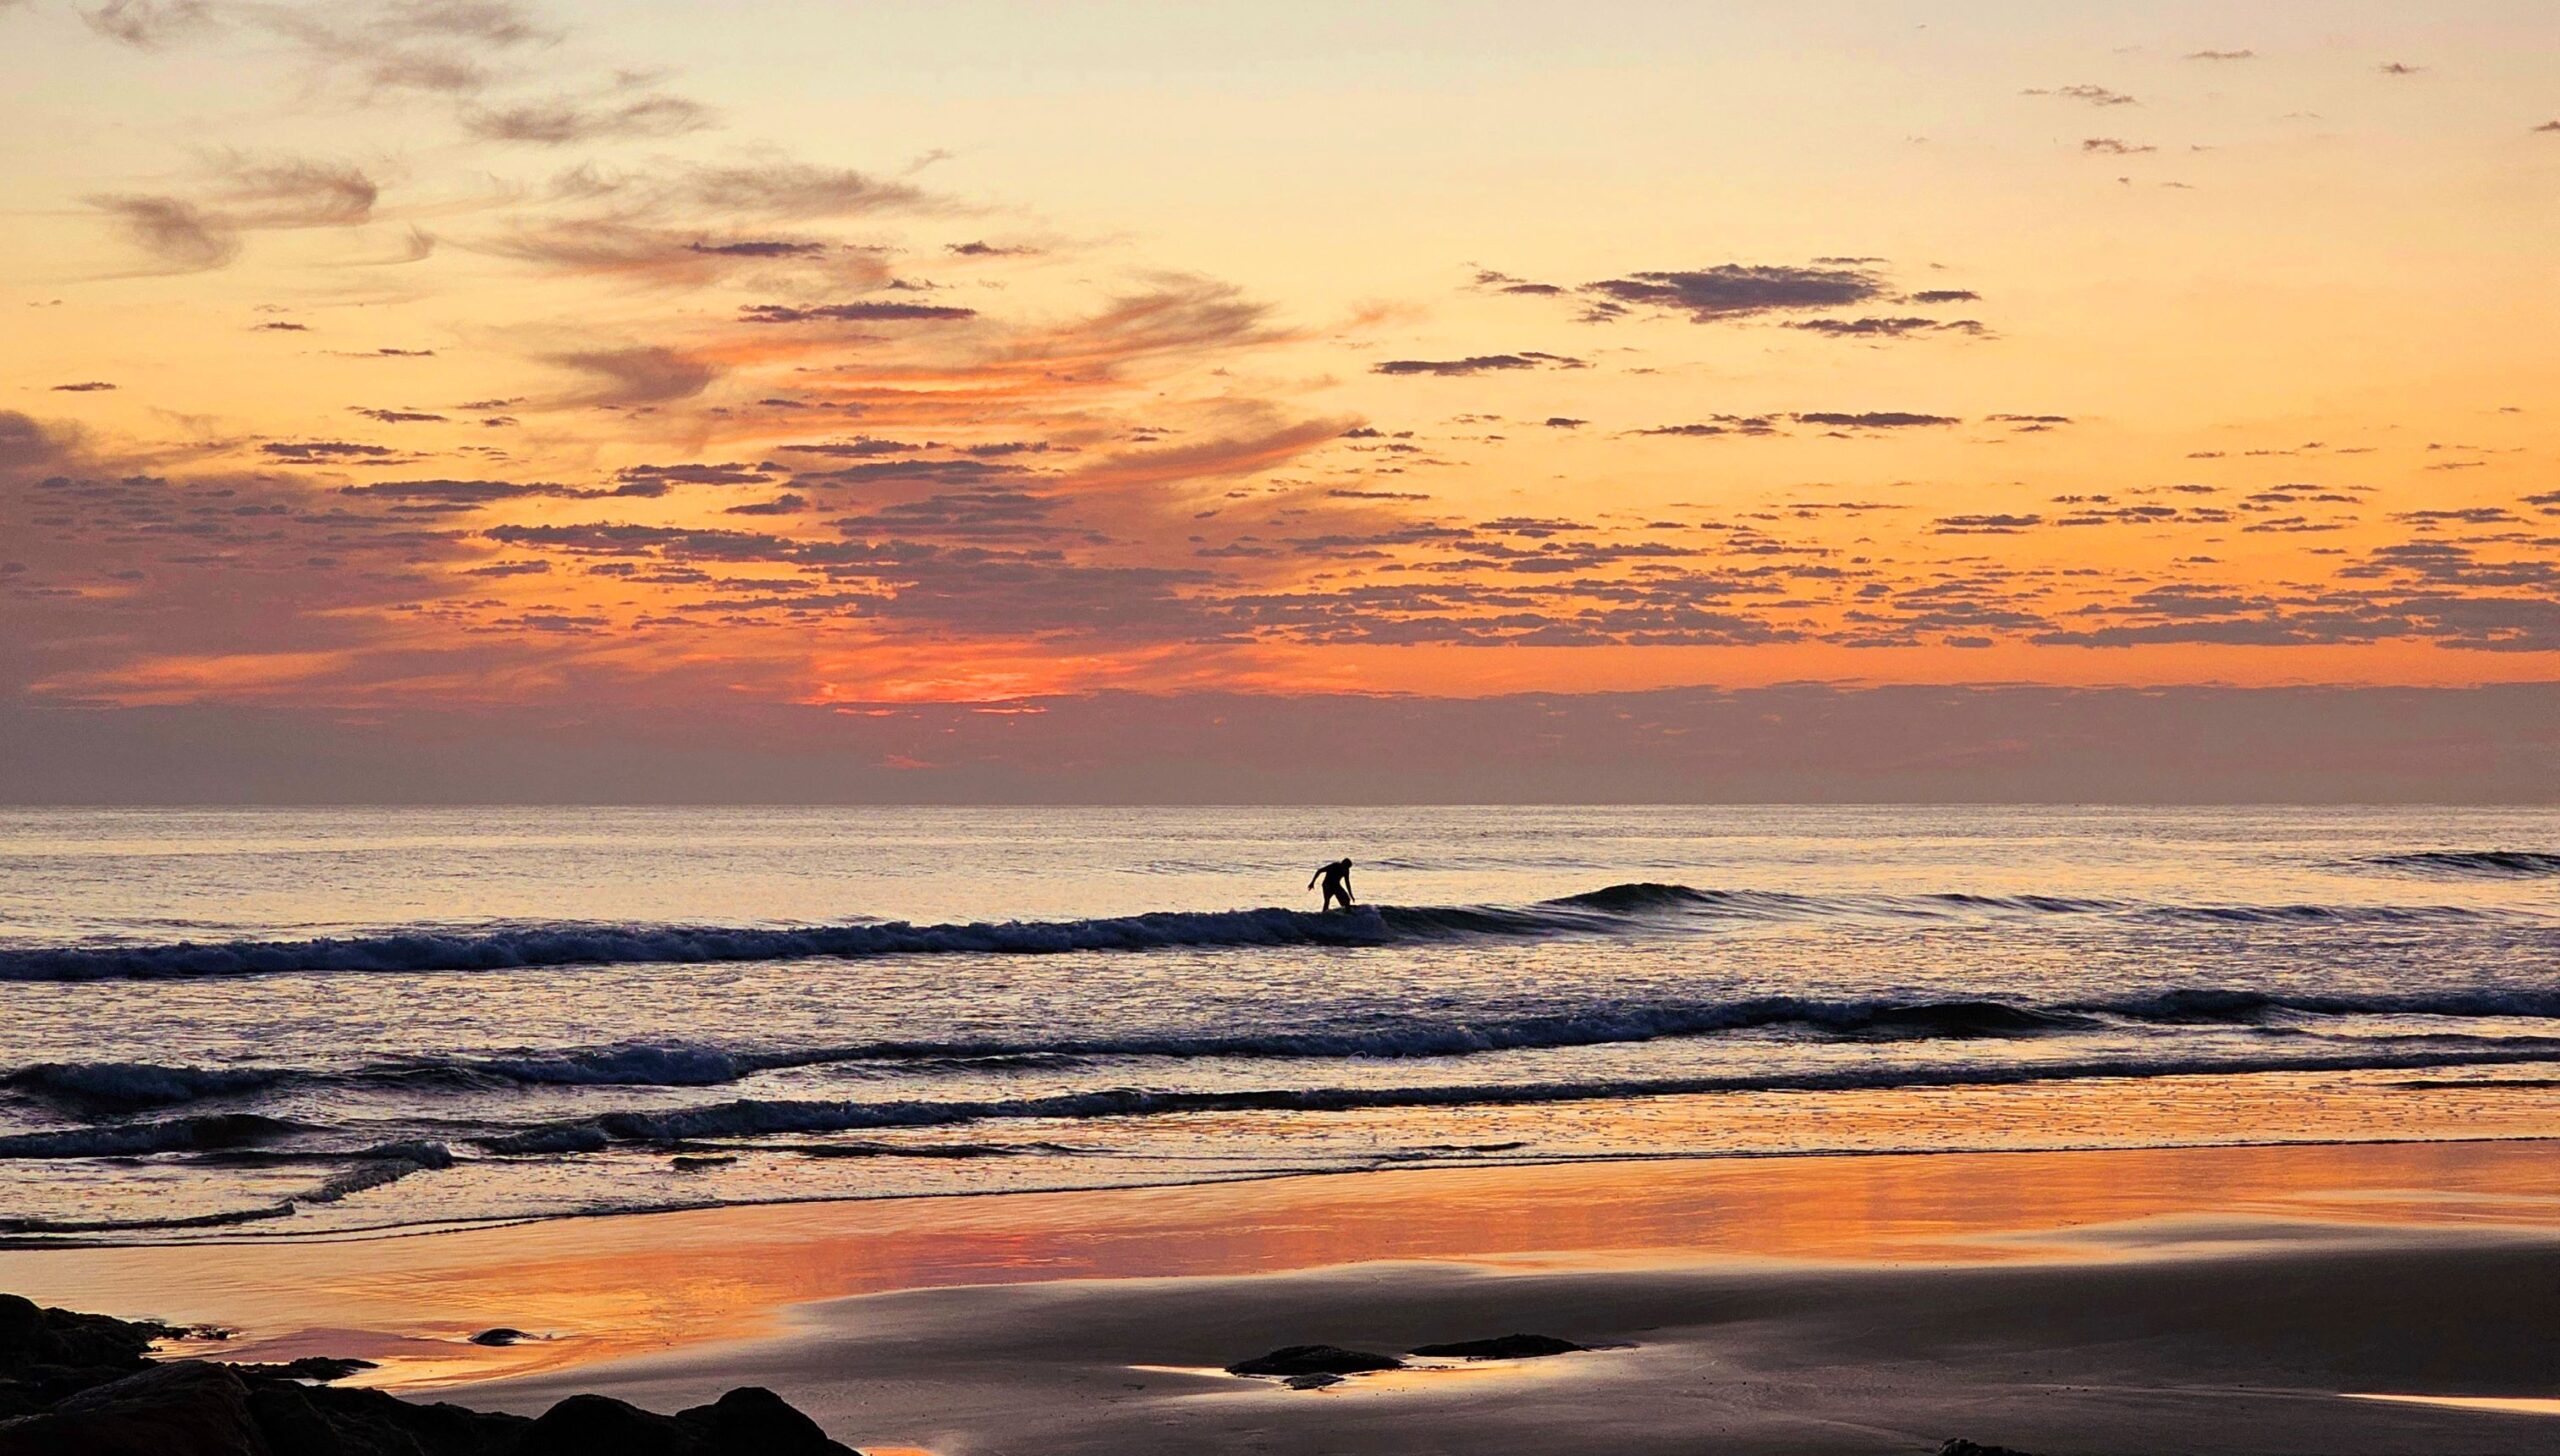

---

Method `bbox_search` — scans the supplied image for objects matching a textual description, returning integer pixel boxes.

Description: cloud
[1791,411,1960,429]
[540,346,721,408]
[467,221,890,288]
[0,412,84,472]
[2026,84,2136,106]
[80,0,215,47]
[2537,121,2560,134]
[725,493,808,516]
[336,476,672,506]
[216,157,379,227]
[12,683,2558,804]
[1578,263,1885,322]
[2184,50,2257,62]
[342,477,568,503]
[1372,352,1586,376]
[2378,61,2425,76]
[50,382,117,393]
[462,94,713,145]
[568,160,929,221]
[829,490,1069,542]
[255,0,556,99]
[688,238,829,258]
[1633,417,1780,438]
[738,301,979,324]
[1784,316,1985,339]
[1908,289,1980,304]
[947,240,1040,257]
[83,195,239,272]
[2081,138,2155,155]
[262,440,409,463]
[82,158,378,273]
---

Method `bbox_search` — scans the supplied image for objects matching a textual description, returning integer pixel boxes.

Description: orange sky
[4,1,2556,727]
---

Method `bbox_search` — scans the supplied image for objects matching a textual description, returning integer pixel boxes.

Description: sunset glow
[5,2,2557,796]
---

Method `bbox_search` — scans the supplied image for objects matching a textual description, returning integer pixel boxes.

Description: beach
[10,1137,2560,1453]
[5,805,2557,1450]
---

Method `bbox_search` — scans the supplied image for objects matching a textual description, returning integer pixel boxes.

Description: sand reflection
[5,1137,2560,1391]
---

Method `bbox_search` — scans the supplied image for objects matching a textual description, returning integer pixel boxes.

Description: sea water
[0,805,2554,1241]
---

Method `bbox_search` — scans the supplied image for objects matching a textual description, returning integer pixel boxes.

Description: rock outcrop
[1406,1333,1587,1360]
[0,1295,857,1456]
[1224,1344,1406,1379]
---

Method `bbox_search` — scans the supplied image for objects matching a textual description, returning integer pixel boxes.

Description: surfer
[1310,858,1355,911]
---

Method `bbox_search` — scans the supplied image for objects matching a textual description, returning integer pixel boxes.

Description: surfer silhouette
[1310,858,1355,911]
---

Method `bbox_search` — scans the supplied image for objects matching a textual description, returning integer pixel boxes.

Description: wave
[2,880,2524,983]
[475,1042,2560,1155]
[2,1061,292,1113]
[2089,986,2560,1024]
[299,1142,453,1204]
[0,897,1666,983]
[0,998,2107,1119]
[0,1140,453,1236]
[2360,850,2560,879]
[26,980,2560,1118]
[0,1113,305,1159]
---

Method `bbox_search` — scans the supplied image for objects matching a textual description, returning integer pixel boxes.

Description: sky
[3,1,2556,800]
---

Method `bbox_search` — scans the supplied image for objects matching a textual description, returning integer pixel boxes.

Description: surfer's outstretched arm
[1307,869,1323,890]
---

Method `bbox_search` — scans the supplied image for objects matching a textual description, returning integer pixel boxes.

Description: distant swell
[0,881,2516,983]
[24,983,2560,1117]
[2361,850,2560,879]
[476,1043,2560,1155]
[0,1141,452,1235]
[0,1114,305,1160]
[2090,986,2560,1024]
[2,1061,291,1114]
[0,899,1655,983]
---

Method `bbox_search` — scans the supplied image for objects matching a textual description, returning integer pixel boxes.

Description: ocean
[1,805,2554,1243]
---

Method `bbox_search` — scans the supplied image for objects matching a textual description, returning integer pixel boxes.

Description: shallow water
[0,805,2554,1241]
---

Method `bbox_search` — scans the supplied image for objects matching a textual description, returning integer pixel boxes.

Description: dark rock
[1281,1372,1342,1390]
[1225,1344,1405,1378]
[515,1392,705,1455]
[0,1360,264,1456]
[0,1296,853,1456]
[0,1293,171,1373]
[1407,1333,1587,1361]
[247,1379,526,1456]
[465,1328,526,1347]
[224,1355,378,1384]
[669,1155,736,1172]
[1939,1442,2040,1456]
[675,1386,858,1453]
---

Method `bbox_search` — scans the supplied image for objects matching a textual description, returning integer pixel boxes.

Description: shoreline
[10,1134,2560,1451]
[8,1136,2560,1394]
[13,1125,2560,1255]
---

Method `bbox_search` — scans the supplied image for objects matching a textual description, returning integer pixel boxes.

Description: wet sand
[9,1139,2560,1452]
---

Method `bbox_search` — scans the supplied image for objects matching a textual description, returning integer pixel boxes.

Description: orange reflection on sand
[2348,1394,2560,1418]
[9,1137,2560,1393]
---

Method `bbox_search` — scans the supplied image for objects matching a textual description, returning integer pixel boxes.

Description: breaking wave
[474,1042,2560,1155]
[22,983,2560,1117]
[2359,850,2560,879]
[0,1113,305,1159]
[1,1061,292,1113]
[0,882,2517,983]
